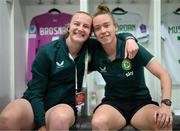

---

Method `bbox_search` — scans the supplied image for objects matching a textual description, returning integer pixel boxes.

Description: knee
[47,112,74,129]
[0,113,13,129]
[55,113,70,125]
[153,124,173,131]
[91,116,109,130]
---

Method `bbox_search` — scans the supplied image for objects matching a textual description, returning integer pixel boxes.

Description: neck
[66,37,83,58]
[102,38,117,61]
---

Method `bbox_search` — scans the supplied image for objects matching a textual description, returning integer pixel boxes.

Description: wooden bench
[70,115,180,130]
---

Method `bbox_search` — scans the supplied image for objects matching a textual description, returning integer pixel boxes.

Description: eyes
[93,22,111,32]
[73,21,91,30]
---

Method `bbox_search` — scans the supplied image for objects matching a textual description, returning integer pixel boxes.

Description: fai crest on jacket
[121,59,132,71]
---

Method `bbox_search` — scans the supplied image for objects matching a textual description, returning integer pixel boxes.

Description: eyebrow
[94,22,111,27]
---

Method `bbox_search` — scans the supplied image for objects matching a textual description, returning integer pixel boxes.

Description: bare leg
[91,104,126,131]
[0,98,35,130]
[45,104,75,130]
[131,104,172,130]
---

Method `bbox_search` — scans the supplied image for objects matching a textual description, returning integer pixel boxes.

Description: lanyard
[68,53,78,93]
[82,50,89,88]
[69,50,89,93]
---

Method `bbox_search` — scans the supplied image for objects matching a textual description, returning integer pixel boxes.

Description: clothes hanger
[48,0,61,14]
[48,8,61,14]
[173,7,180,15]
[111,7,128,15]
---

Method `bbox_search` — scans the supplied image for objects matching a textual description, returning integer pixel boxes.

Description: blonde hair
[75,11,91,17]
[93,4,116,24]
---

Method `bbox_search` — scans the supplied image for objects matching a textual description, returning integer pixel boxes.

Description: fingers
[165,114,173,129]
[125,49,138,59]
[156,113,163,128]
[124,48,127,59]
[124,38,139,59]
[155,112,172,129]
[129,50,135,59]
[163,116,172,128]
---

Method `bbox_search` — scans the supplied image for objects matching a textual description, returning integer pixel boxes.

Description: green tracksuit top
[89,35,154,101]
[23,33,134,128]
[23,36,89,128]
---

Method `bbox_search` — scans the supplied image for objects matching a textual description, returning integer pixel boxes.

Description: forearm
[116,33,139,59]
[160,70,172,100]
[31,99,46,128]
[146,59,172,100]
[118,32,137,42]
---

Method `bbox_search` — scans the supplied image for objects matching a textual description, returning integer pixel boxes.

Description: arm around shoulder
[117,33,139,59]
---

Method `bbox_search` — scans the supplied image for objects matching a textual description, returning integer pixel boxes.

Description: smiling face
[93,14,117,46]
[67,12,92,44]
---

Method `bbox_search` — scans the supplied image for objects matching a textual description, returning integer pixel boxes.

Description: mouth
[74,31,85,37]
[100,35,109,40]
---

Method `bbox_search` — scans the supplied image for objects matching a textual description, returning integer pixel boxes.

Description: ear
[114,23,118,32]
[65,23,70,31]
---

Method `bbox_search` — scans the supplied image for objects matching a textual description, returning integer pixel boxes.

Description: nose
[78,25,84,31]
[100,27,106,34]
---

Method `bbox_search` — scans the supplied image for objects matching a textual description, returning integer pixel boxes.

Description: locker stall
[0,0,180,117]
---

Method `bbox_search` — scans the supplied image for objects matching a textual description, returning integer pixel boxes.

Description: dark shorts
[22,96,77,129]
[94,97,159,125]
[22,95,77,115]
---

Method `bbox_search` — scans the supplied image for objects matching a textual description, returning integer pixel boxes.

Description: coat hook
[67,0,72,4]
[130,0,136,3]
[166,0,172,3]
[52,0,57,4]
[6,0,12,4]
[38,0,43,4]
[101,0,107,4]
[116,0,121,4]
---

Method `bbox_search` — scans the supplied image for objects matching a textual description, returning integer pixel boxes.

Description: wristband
[125,36,135,41]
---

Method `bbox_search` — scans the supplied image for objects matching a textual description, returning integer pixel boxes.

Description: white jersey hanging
[112,11,149,44]
[161,13,180,85]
